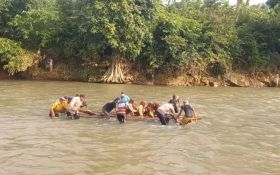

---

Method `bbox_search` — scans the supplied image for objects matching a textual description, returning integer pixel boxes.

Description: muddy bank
[0,70,10,79]
[151,72,280,88]
[1,63,279,88]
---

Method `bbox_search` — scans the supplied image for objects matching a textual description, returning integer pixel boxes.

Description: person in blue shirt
[176,100,197,125]
[118,92,130,104]
[177,100,196,118]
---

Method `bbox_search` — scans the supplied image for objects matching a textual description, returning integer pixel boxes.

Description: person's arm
[115,103,119,114]
[149,110,154,118]
[80,101,87,108]
[168,108,178,123]
[191,105,196,117]
[170,106,176,116]
[50,102,59,117]
[139,105,144,117]
[170,106,179,122]
[177,107,183,118]
[126,96,130,102]
[128,104,136,114]
[50,107,55,118]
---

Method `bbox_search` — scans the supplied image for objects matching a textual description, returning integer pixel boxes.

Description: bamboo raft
[79,109,202,125]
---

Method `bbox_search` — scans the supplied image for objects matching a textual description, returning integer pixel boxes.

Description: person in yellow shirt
[144,103,155,118]
[49,97,68,118]
[136,101,146,118]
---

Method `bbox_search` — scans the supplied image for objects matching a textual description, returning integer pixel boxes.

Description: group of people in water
[49,92,197,125]
[49,94,87,120]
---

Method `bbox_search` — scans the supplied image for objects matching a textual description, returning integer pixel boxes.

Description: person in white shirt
[156,103,177,125]
[66,94,86,119]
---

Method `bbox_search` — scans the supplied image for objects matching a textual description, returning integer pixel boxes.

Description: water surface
[0,80,279,175]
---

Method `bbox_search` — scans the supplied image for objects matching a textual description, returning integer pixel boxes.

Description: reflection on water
[0,80,279,175]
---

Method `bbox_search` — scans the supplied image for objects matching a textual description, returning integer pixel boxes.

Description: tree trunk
[101,55,126,83]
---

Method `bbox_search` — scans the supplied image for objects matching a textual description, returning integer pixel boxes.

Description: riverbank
[1,63,279,88]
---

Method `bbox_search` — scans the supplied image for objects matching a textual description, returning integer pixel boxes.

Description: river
[0,80,279,175]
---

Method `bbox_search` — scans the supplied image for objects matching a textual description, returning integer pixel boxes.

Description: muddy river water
[0,80,279,175]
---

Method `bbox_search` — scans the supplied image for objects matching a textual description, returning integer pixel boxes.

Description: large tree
[74,0,158,83]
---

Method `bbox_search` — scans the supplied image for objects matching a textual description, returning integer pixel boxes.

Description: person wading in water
[116,94,129,123]
[49,97,68,118]
[102,98,119,119]
[169,94,180,113]
[66,94,86,119]
[177,100,196,125]
[156,102,177,125]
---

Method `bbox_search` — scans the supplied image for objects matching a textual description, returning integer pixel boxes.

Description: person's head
[134,101,138,106]
[64,96,72,103]
[172,94,179,100]
[59,97,66,102]
[153,102,160,110]
[140,101,146,106]
[129,99,134,104]
[120,93,125,98]
[183,100,189,105]
[114,98,120,103]
[79,94,86,101]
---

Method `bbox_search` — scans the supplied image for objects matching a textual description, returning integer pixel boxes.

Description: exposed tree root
[101,55,127,83]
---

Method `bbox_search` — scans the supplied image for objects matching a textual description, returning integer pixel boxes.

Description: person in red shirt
[115,101,128,123]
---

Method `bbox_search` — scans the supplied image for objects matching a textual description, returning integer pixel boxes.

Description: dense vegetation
[0,0,279,82]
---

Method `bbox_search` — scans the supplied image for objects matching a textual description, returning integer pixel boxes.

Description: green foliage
[153,12,202,67]
[144,1,237,72]
[11,0,60,49]
[0,0,32,38]
[0,38,36,75]
[200,4,237,66]
[0,0,11,29]
[266,0,280,9]
[53,0,80,57]
[74,0,154,60]
[141,2,204,69]
[235,6,280,69]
